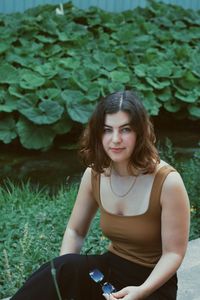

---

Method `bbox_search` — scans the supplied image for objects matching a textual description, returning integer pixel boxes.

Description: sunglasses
[89,268,116,294]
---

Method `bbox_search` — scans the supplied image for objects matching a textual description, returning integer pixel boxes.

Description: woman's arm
[60,167,98,255]
[105,171,190,300]
[139,171,190,297]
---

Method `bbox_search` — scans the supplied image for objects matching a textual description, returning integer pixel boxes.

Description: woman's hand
[103,286,144,300]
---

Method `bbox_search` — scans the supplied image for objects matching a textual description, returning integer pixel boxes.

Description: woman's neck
[111,163,132,177]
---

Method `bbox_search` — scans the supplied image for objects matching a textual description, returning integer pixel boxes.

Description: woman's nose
[112,131,121,143]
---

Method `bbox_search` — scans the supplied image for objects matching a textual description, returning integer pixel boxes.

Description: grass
[0,181,107,298]
[0,142,199,298]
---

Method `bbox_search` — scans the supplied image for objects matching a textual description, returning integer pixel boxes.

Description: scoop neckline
[97,165,170,218]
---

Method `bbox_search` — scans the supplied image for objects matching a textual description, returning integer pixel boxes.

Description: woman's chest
[100,173,155,216]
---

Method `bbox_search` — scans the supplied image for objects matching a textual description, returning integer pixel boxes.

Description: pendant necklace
[109,168,137,198]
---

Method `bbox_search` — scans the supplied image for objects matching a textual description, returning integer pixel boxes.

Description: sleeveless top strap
[150,165,176,205]
[91,169,100,205]
[147,165,176,216]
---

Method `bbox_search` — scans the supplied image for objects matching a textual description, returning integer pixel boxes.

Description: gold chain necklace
[109,168,137,198]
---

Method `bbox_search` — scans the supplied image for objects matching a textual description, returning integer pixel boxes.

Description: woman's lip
[110,147,124,152]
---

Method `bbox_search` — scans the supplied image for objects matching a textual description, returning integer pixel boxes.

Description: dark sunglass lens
[89,269,104,282]
[102,282,116,294]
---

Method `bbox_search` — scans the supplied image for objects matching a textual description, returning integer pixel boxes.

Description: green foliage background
[0,0,200,150]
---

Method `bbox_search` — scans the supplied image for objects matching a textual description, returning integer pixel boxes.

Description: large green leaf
[175,90,199,103]
[71,69,89,91]
[56,22,87,41]
[72,69,95,91]
[97,78,110,96]
[136,82,153,92]
[18,99,64,124]
[52,114,73,134]
[141,91,161,116]
[146,77,170,89]
[155,16,173,28]
[134,35,155,47]
[33,63,58,78]
[178,70,200,89]
[37,17,58,35]
[61,90,85,104]
[110,71,130,83]
[67,102,95,124]
[0,90,6,102]
[158,87,172,102]
[35,34,56,43]
[8,85,24,98]
[58,57,80,70]
[37,88,61,101]
[147,62,174,78]
[0,116,17,143]
[164,101,181,113]
[62,89,95,124]
[108,82,125,94]
[0,42,10,54]
[134,64,147,77]
[0,64,19,84]
[0,93,20,112]
[39,44,63,58]
[189,52,200,78]
[18,38,43,53]
[93,51,119,71]
[111,25,138,42]
[6,52,35,67]
[101,11,124,31]
[85,83,101,101]
[171,30,192,42]
[19,70,45,89]
[141,48,160,64]
[188,105,200,118]
[171,67,185,79]
[17,117,56,150]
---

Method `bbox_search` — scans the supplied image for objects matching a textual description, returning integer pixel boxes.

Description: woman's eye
[121,127,131,133]
[103,128,112,133]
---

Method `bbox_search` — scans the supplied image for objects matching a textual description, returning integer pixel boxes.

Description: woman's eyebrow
[104,123,131,128]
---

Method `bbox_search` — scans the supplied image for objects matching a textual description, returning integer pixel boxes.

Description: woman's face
[102,111,137,169]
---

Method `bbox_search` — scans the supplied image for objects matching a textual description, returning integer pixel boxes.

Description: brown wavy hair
[79,90,160,174]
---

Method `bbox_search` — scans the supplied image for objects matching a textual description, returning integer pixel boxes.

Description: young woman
[11,90,190,300]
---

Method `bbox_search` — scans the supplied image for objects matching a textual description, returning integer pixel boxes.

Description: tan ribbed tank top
[91,165,176,268]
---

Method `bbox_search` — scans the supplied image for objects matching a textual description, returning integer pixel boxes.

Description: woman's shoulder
[155,160,177,174]
[157,161,187,197]
[80,167,93,188]
[78,167,98,198]
[81,167,101,186]
[156,159,171,171]
[156,159,181,179]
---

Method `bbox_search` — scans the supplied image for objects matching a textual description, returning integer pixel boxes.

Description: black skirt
[11,251,177,300]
